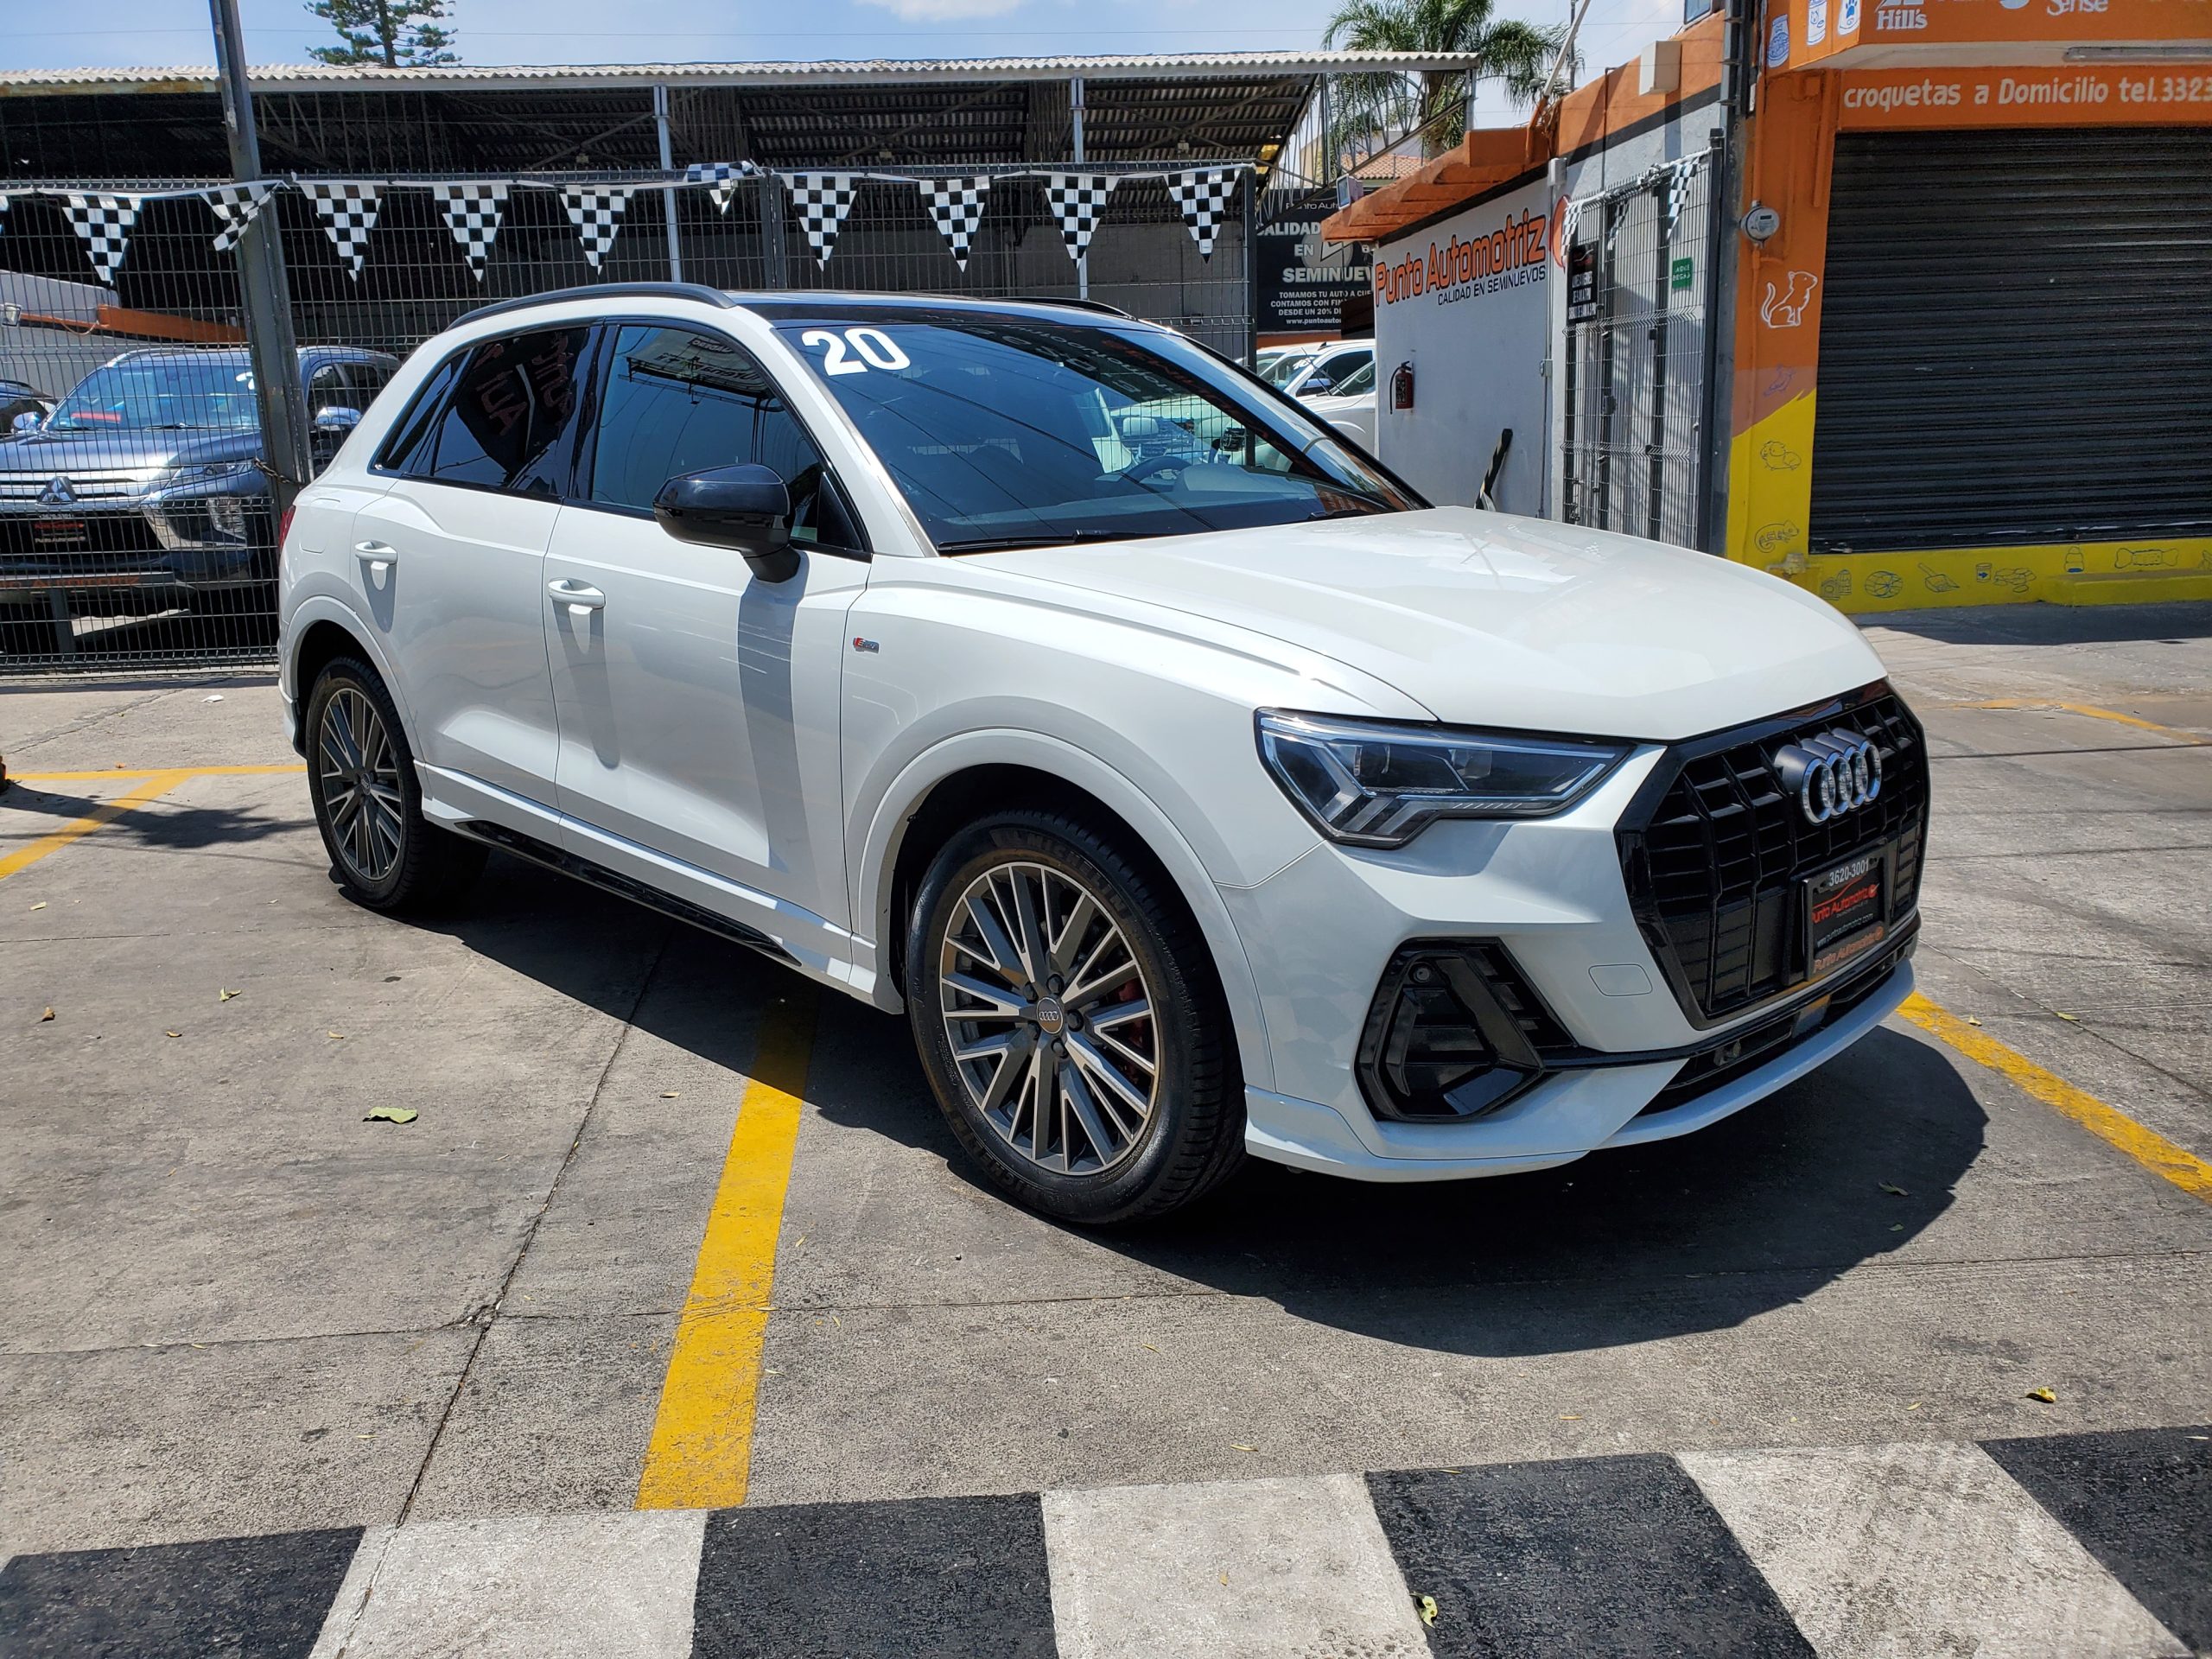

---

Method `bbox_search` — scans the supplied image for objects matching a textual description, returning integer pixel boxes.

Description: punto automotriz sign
[1374,205,1553,308]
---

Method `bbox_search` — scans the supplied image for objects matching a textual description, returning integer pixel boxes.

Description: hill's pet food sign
[1371,176,1554,512]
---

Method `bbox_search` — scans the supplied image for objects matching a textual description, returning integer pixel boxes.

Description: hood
[986,506,1886,741]
[0,426,259,478]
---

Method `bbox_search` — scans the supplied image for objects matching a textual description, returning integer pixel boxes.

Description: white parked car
[280,285,1928,1224]
[1300,358,1377,451]
[1279,341,1372,399]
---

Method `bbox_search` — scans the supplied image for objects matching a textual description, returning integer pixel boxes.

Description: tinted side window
[588,324,861,550]
[417,327,592,496]
[374,354,461,476]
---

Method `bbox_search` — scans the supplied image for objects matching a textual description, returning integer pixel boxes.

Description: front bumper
[1219,690,1929,1179]
[1243,953,1915,1180]
[0,480,268,595]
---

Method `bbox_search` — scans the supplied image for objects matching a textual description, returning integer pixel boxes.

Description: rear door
[348,323,594,812]
[542,320,871,949]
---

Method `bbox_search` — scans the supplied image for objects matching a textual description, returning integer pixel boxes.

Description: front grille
[1617,683,1929,1026]
[0,471,151,503]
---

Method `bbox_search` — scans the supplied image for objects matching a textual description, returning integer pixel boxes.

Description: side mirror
[1302,374,1334,396]
[1118,413,1165,443]
[313,404,363,434]
[653,463,798,582]
[10,411,41,434]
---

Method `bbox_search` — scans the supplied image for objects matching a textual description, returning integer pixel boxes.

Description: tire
[305,656,486,913]
[906,809,1244,1224]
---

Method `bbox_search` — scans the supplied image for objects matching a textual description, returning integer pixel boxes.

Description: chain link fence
[0,164,1251,674]
[1558,150,1715,550]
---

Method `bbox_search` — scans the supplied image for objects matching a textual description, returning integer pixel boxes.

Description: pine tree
[306,0,457,67]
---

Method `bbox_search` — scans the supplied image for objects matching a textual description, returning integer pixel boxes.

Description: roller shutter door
[1808,127,2212,555]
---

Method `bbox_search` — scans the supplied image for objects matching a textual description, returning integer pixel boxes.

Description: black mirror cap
[654,463,800,582]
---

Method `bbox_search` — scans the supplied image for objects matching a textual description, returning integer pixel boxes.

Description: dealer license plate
[1803,851,1887,979]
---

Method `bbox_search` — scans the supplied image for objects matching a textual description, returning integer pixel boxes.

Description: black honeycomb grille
[1618,684,1929,1026]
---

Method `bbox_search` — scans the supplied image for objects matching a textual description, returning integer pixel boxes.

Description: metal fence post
[759,173,786,288]
[655,85,683,281]
[1071,75,1088,301]
[209,0,309,514]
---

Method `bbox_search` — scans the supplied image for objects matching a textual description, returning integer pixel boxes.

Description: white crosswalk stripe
[1045,1474,1428,1659]
[1681,1441,2190,1659]
[309,1510,707,1659]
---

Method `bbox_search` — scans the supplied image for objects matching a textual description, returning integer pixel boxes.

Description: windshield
[47,358,259,434]
[778,315,1420,551]
[1331,360,1377,397]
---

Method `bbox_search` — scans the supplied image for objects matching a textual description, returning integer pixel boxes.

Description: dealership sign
[1374,205,1553,309]
[1256,188,1371,334]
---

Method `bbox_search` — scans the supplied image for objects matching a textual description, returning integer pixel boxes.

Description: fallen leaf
[1889,1224,1904,1232]
[165,1030,181,1039]
[1907,1402,1923,1410]
[1230,1443,1259,1452]
[40,1007,54,1021]
[2056,1012,2080,1023]
[1142,1343,1160,1353]
[1880,1182,1910,1197]
[1965,1016,1981,1027]
[1418,1594,1440,1628]
[204,693,224,702]
[219,988,239,1002]
[29,901,46,911]
[363,1106,418,1125]
[327,1032,344,1039]
[1558,1414,1583,1421]
[2026,1387,2056,1404]
[660,1090,680,1098]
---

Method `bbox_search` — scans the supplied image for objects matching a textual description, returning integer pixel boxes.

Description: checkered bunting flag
[683,161,755,214]
[64,194,143,288]
[1164,168,1238,260]
[1662,156,1699,232]
[787,173,862,266]
[305,182,382,281]
[916,176,988,270]
[1044,173,1116,263]
[562,186,634,270]
[432,182,510,283]
[201,181,276,254]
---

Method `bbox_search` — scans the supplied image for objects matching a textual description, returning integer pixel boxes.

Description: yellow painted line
[637,990,820,1510]
[1954,699,2207,746]
[11,764,308,780]
[1901,992,2212,1203]
[0,770,191,882]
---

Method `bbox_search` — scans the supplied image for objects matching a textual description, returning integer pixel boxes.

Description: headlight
[1256,710,1630,847]
[155,461,259,488]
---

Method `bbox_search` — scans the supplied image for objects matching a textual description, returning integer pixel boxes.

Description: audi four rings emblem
[1776,731,1883,825]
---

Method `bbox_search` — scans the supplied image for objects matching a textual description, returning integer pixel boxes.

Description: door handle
[354,540,397,575]
[548,578,606,613]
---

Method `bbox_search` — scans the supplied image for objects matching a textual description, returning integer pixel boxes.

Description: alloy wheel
[317,685,406,884]
[938,859,1160,1176]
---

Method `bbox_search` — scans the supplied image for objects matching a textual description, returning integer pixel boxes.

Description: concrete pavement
[1,602,2208,1653]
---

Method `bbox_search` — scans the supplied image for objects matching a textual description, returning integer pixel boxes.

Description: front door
[349,324,593,811]
[543,321,871,952]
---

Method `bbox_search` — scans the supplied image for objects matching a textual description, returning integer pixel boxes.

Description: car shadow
[412,856,1988,1362]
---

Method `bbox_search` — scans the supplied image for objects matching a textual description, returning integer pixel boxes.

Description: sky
[1,0,1687,124]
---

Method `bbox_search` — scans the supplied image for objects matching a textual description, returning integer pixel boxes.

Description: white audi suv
[278,285,1927,1223]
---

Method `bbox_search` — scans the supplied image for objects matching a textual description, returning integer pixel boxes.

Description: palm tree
[1324,0,1573,162]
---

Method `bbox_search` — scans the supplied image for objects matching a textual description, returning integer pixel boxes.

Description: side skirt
[452,817,799,967]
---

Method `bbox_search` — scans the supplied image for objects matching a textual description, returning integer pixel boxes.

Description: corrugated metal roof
[0,52,1487,97]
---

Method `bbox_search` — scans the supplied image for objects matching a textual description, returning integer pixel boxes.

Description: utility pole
[209,0,311,512]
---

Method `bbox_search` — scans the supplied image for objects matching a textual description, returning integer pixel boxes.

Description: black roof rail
[1002,295,1135,318]
[454,281,736,328]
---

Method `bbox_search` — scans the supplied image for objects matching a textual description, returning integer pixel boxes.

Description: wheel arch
[283,600,415,753]
[862,736,1274,1094]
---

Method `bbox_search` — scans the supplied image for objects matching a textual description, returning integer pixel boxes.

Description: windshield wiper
[936,529,1173,554]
